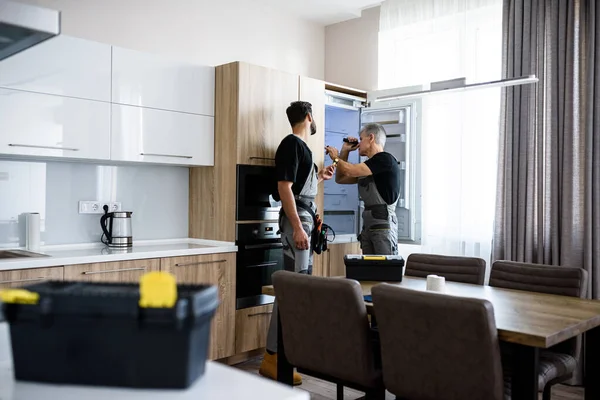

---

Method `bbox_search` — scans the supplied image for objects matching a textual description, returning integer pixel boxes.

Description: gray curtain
[494,0,600,386]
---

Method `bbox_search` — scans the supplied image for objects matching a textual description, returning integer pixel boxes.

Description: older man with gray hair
[325,123,401,255]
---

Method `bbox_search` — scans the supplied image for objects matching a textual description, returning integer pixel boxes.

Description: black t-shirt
[364,152,401,205]
[275,134,314,196]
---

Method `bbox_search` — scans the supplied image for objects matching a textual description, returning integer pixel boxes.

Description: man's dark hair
[286,101,313,127]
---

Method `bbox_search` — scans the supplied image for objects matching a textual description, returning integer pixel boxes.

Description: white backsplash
[0,159,189,246]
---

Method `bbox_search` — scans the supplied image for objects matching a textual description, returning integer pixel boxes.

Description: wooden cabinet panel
[161,252,236,360]
[64,259,160,282]
[0,267,63,289]
[328,242,361,277]
[235,304,273,354]
[237,63,299,165]
[312,252,328,277]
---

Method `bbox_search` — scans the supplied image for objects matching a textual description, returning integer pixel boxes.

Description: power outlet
[79,201,122,214]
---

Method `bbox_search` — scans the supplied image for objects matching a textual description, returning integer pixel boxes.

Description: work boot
[258,352,302,385]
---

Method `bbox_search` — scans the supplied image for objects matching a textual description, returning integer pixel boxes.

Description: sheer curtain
[379,0,503,270]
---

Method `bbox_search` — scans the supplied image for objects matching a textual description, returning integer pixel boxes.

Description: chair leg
[365,388,386,400]
[337,384,343,400]
[542,384,552,400]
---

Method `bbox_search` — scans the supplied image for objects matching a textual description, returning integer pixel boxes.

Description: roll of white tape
[26,213,40,251]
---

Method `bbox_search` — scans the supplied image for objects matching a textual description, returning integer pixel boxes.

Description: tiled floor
[233,356,584,400]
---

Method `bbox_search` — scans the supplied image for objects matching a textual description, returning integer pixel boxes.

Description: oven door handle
[242,243,284,250]
[246,261,279,269]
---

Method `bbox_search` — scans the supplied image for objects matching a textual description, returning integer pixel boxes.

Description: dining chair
[272,270,385,400]
[490,260,588,400]
[372,283,508,400]
[404,253,487,285]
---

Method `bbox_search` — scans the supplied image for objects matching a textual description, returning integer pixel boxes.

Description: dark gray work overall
[265,163,318,353]
[358,173,399,255]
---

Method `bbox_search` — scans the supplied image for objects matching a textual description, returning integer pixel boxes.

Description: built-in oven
[235,221,282,309]
[236,165,281,221]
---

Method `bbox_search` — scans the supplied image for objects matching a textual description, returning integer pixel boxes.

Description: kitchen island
[0,323,308,400]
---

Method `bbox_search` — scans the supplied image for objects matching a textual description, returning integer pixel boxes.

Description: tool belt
[282,198,335,255]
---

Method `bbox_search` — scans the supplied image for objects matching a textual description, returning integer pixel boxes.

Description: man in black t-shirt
[260,101,334,385]
[326,123,401,255]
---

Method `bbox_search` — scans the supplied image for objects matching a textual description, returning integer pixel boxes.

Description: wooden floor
[233,356,584,400]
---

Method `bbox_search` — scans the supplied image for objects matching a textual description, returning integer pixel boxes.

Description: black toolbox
[344,254,405,282]
[0,272,219,389]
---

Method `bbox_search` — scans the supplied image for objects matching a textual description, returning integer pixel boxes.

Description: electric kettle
[100,206,133,248]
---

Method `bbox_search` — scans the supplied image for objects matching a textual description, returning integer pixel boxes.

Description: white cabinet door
[0,89,111,160]
[0,35,111,102]
[111,105,214,166]
[112,47,215,116]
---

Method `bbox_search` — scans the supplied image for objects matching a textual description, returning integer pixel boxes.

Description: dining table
[264,276,600,400]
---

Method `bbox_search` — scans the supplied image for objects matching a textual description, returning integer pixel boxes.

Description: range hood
[0,0,60,61]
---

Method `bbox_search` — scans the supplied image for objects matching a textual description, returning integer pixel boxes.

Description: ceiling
[253,0,382,26]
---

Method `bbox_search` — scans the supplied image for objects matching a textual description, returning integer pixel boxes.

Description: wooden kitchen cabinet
[160,252,236,360]
[235,304,273,354]
[235,62,299,165]
[0,267,63,289]
[327,242,362,277]
[64,259,160,282]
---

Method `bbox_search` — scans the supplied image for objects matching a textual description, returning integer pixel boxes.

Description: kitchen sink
[0,249,49,260]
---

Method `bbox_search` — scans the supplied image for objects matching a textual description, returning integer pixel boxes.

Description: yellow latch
[139,271,178,308]
[0,289,40,305]
[363,256,386,261]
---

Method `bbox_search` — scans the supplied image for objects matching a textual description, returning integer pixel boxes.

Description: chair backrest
[490,260,588,297]
[405,253,487,285]
[272,270,381,388]
[372,284,505,400]
[490,260,588,356]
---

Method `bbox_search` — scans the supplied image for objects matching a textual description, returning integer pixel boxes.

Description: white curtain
[379,0,503,272]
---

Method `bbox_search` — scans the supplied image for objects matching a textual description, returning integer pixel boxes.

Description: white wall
[0,160,189,246]
[325,6,380,90]
[16,0,325,79]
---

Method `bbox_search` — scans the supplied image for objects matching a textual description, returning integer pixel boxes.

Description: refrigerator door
[359,93,422,244]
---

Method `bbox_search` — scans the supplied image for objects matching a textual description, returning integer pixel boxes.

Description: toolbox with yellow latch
[0,271,219,389]
[344,254,405,282]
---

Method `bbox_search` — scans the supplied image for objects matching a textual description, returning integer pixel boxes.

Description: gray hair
[361,123,387,148]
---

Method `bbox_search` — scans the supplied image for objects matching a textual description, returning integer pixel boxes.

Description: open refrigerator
[323,86,423,244]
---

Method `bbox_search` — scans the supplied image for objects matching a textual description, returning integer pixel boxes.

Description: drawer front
[0,267,63,289]
[64,259,160,283]
[235,304,274,354]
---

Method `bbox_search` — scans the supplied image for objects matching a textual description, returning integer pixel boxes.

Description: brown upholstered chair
[372,283,508,400]
[404,253,487,285]
[490,260,588,400]
[272,270,385,400]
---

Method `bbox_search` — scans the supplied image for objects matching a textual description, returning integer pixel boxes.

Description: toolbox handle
[81,267,146,275]
[248,311,273,317]
[0,277,48,284]
[175,260,227,267]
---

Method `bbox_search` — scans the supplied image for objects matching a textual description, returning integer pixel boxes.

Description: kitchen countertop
[330,234,358,244]
[0,239,237,271]
[0,324,307,400]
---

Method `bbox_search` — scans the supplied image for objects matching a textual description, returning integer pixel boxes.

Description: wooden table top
[263,276,600,348]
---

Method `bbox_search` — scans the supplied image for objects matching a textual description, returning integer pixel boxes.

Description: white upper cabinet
[0,35,111,102]
[0,89,111,160]
[111,47,215,116]
[111,104,214,166]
